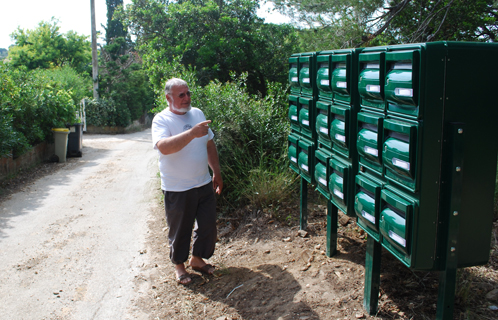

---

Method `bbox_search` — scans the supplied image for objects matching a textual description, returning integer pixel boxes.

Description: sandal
[176,273,192,285]
[191,264,215,275]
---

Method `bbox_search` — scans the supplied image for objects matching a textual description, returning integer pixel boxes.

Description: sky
[0,0,291,49]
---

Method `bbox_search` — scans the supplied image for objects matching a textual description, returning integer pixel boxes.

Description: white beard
[169,96,192,113]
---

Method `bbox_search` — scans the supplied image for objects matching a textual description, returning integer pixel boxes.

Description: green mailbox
[316,51,334,101]
[315,100,332,149]
[299,53,317,97]
[298,96,316,140]
[288,95,300,133]
[357,111,384,177]
[330,104,351,158]
[289,54,300,95]
[288,133,300,175]
[358,49,386,112]
[328,156,353,214]
[354,173,384,241]
[314,148,333,199]
[297,137,316,184]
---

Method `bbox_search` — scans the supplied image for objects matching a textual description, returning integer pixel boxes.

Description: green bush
[85,98,131,127]
[39,66,92,106]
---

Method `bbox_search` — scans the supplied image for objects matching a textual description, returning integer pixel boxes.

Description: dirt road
[0,130,157,320]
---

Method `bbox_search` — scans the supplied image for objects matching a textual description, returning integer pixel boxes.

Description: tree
[8,18,92,73]
[121,0,300,95]
[105,0,129,48]
[270,0,498,50]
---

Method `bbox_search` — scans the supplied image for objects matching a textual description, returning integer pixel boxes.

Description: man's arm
[156,120,211,155]
[207,139,223,195]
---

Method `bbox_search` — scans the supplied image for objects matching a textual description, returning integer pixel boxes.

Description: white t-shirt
[151,107,214,192]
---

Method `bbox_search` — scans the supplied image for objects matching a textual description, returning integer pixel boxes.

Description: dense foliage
[0,64,79,158]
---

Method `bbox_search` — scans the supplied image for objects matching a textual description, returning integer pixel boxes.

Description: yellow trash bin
[52,128,70,163]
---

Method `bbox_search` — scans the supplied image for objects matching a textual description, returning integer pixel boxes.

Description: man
[151,78,223,285]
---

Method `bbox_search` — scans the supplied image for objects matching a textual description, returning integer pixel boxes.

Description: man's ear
[165,94,172,105]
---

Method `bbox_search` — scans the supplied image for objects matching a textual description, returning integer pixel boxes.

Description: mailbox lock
[456,167,462,172]
[360,165,365,172]
[458,128,463,134]
[451,247,456,252]
[453,211,459,216]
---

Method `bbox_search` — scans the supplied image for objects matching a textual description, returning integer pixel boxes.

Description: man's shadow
[189,264,319,319]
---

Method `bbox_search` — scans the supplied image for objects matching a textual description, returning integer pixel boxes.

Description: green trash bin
[52,128,70,163]
[66,123,83,157]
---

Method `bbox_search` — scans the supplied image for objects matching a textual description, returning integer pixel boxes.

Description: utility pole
[91,0,99,99]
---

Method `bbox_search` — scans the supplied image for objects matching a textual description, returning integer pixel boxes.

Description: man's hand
[190,120,211,138]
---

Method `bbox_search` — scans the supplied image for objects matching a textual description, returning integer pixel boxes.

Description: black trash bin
[66,123,83,157]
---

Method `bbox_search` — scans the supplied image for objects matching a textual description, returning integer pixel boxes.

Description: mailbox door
[299,55,316,97]
[288,133,300,174]
[382,118,418,192]
[316,101,331,146]
[380,188,417,268]
[385,50,420,119]
[355,174,383,241]
[316,53,333,100]
[331,54,351,105]
[298,97,315,139]
[329,156,351,213]
[357,111,384,176]
[289,55,300,94]
[289,95,300,132]
[298,138,315,184]
[315,149,332,199]
[330,104,350,157]
[358,51,385,111]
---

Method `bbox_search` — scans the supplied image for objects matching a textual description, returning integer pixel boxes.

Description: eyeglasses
[177,91,192,99]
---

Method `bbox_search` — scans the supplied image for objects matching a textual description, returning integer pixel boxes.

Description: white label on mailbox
[395,88,413,97]
[320,79,330,86]
[301,164,309,172]
[389,230,406,247]
[319,127,329,134]
[366,63,380,69]
[362,210,376,224]
[336,81,347,88]
[318,177,327,186]
[392,158,410,170]
[302,119,310,126]
[366,84,381,93]
[291,115,298,121]
[335,134,346,143]
[290,156,297,163]
[364,146,379,157]
[303,78,310,83]
[334,189,344,199]
[291,77,298,82]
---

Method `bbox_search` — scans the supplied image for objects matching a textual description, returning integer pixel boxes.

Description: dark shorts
[163,183,217,265]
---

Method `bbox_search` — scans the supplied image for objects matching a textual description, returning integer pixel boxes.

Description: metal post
[90,0,99,99]
[326,201,338,257]
[299,177,308,230]
[436,123,464,320]
[364,236,382,315]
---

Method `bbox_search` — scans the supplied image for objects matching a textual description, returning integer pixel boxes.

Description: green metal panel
[330,104,350,157]
[316,51,334,101]
[328,156,351,214]
[315,100,332,148]
[315,148,333,199]
[298,96,316,140]
[299,53,318,97]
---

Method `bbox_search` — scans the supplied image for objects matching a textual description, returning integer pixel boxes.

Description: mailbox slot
[298,138,315,184]
[315,149,333,199]
[383,118,418,192]
[299,54,316,97]
[329,156,351,213]
[355,174,383,241]
[385,50,420,119]
[380,188,416,268]
[316,52,333,100]
[330,104,350,157]
[288,133,300,174]
[357,112,384,176]
[289,95,300,132]
[289,55,300,94]
[358,51,385,111]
